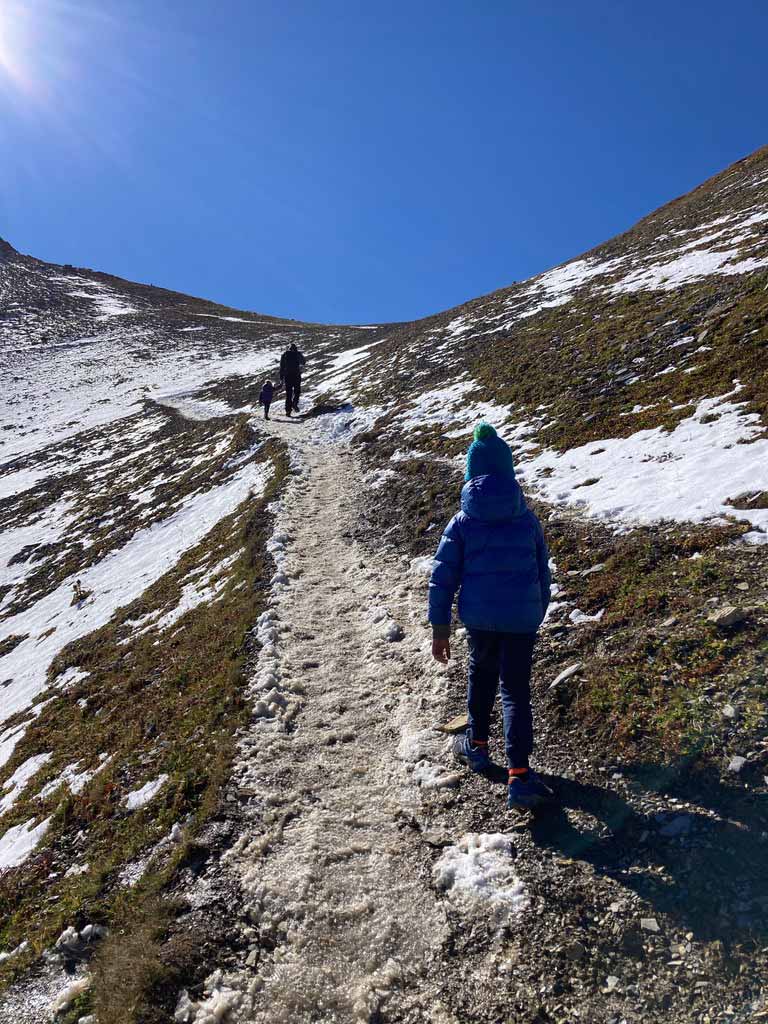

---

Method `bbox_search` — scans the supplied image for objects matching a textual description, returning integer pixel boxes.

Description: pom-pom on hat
[464,422,515,481]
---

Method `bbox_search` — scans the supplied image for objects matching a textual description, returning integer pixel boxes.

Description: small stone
[661,615,678,628]
[384,622,405,642]
[736,582,750,591]
[421,830,453,848]
[641,917,660,932]
[609,901,622,913]
[605,975,620,992]
[708,606,747,628]
[246,949,258,966]
[565,940,587,960]
[728,755,747,773]
[659,814,692,838]
[721,704,736,719]
[548,662,583,690]
[582,563,606,576]
[436,714,470,734]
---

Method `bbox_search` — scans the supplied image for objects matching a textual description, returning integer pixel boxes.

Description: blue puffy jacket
[428,474,551,634]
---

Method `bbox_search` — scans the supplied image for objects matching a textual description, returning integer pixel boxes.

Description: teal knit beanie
[464,422,515,481]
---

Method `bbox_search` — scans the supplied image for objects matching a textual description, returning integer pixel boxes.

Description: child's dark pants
[263,402,271,420]
[467,629,536,769]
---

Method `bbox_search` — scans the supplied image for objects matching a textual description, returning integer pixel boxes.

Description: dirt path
[181,414,468,1022]
[178,411,768,1024]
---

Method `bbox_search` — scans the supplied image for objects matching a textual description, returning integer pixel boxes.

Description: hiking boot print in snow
[452,732,491,773]
[506,770,555,811]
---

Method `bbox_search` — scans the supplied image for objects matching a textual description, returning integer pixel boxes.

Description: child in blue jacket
[429,422,554,811]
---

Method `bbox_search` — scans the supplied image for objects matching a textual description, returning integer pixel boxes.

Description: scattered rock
[658,814,692,838]
[736,581,750,591]
[436,714,470,735]
[581,563,606,576]
[728,755,747,773]
[548,662,583,690]
[421,830,454,848]
[565,940,587,961]
[641,917,660,933]
[661,615,678,628]
[384,621,405,642]
[708,606,747,628]
[721,704,737,720]
[605,975,620,993]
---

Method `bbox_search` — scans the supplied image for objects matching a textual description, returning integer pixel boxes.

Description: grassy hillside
[1,144,767,1015]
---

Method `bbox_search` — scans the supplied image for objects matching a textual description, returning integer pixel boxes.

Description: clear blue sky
[0,1,766,324]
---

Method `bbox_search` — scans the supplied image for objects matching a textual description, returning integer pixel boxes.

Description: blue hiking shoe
[452,733,491,774]
[506,770,556,811]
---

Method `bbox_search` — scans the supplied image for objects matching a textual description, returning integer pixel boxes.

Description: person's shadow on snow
[529,764,768,944]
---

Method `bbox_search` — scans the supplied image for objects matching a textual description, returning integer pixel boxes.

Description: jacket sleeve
[532,514,552,613]
[428,515,464,632]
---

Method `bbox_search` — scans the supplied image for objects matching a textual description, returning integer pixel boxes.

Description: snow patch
[123,774,169,811]
[0,753,52,815]
[0,816,51,870]
[0,456,272,728]
[433,833,528,919]
[525,391,768,534]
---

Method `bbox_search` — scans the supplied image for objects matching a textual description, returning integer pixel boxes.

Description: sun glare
[0,1,32,93]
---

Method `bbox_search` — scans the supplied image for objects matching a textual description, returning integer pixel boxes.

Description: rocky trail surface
[174,412,458,1023]
[171,411,768,1024]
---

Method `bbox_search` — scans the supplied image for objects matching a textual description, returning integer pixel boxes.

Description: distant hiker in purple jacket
[428,422,556,813]
[258,380,274,420]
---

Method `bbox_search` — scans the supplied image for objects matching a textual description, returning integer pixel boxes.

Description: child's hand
[432,636,451,664]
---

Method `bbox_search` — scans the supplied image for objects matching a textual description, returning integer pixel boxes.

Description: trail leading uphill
[173,410,768,1024]
[176,415,464,1022]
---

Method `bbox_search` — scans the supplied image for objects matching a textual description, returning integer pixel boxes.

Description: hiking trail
[178,413,471,1023]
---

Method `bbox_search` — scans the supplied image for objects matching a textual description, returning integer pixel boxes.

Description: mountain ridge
[1,144,767,1022]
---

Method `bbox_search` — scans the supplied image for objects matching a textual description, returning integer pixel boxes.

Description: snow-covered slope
[1,145,767,1013]
[320,145,768,547]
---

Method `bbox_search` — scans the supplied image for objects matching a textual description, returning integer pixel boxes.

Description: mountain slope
[1,145,767,1020]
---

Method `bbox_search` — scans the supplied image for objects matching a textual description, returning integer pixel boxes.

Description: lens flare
[0,1,34,95]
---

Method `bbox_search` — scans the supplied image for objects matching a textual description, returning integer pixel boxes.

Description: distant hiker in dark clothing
[428,422,555,812]
[258,379,274,420]
[279,343,306,417]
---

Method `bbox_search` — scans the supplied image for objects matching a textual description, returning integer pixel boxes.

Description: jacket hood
[461,473,528,523]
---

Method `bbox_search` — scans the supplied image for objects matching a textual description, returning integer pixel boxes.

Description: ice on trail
[0,816,51,871]
[123,774,169,811]
[175,971,260,1023]
[433,833,529,920]
[184,415,454,1023]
